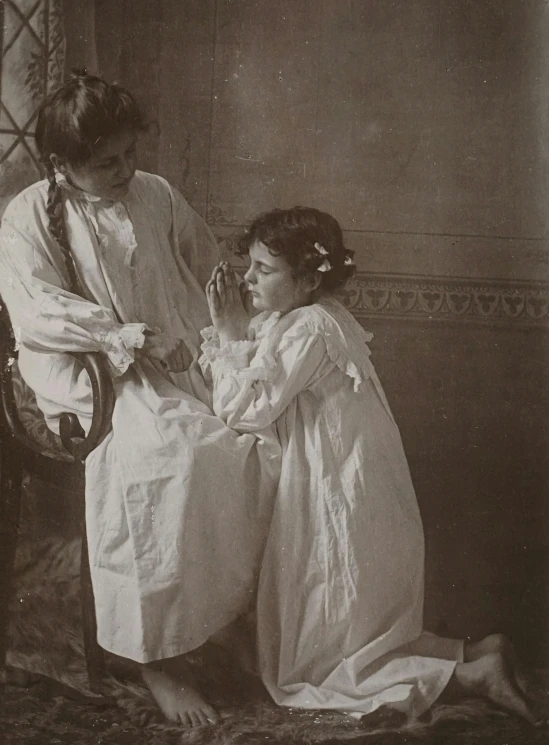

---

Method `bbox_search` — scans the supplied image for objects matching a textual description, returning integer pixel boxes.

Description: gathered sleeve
[200,325,332,432]
[0,218,147,376]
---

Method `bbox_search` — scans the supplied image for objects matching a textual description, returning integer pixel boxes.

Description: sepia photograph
[0,1,548,743]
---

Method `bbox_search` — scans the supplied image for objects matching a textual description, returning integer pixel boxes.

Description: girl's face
[59,129,138,201]
[244,240,318,313]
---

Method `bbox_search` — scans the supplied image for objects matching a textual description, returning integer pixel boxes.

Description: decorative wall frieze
[214,226,549,326]
[339,273,549,325]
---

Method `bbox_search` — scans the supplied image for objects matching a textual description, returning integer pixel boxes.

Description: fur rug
[3,534,549,745]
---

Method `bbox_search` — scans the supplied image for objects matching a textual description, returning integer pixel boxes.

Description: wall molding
[341,273,549,325]
[217,230,549,326]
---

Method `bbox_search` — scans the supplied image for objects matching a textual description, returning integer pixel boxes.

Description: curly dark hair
[238,207,356,292]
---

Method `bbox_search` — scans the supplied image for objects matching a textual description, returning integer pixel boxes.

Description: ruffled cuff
[102,322,148,376]
[200,325,220,348]
[199,325,256,373]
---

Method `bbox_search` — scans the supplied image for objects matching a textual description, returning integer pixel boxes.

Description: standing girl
[0,72,279,728]
[202,207,541,725]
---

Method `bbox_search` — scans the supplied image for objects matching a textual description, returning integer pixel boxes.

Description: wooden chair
[0,298,115,692]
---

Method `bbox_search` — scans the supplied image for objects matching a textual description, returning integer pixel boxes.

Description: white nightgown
[200,297,463,720]
[0,171,280,662]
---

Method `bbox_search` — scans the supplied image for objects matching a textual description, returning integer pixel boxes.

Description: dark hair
[35,70,145,293]
[36,69,145,167]
[238,207,356,292]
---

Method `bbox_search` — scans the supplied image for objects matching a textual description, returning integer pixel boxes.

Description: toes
[513,695,540,726]
[138,710,154,727]
[189,710,203,727]
[182,708,215,728]
[499,684,536,723]
[179,712,193,728]
[195,709,212,727]
[203,703,219,724]
[489,653,539,725]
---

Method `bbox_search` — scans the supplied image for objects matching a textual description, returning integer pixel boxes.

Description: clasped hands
[206,262,252,345]
[135,331,193,373]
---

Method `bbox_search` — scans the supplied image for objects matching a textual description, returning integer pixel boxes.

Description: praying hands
[206,262,252,345]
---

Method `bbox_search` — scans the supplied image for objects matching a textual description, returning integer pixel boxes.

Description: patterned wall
[341,273,549,326]
[0,0,65,216]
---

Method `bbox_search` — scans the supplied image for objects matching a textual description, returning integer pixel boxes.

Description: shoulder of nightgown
[255,299,376,393]
[1,179,50,236]
[127,171,206,253]
[127,170,173,227]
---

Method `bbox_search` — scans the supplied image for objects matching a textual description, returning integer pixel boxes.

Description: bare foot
[449,652,542,726]
[142,657,219,728]
[465,634,528,692]
[464,633,548,720]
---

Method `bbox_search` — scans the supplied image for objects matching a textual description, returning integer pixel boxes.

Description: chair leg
[0,451,22,684]
[80,527,105,692]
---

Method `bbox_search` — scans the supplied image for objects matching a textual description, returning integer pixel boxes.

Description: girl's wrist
[217,326,247,347]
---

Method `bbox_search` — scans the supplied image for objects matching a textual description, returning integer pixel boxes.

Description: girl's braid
[44,160,81,295]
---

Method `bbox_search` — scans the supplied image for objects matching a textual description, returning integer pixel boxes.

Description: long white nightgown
[0,171,280,663]
[200,297,463,719]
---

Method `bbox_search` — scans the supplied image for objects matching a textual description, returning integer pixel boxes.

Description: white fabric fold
[203,296,462,719]
[0,171,280,663]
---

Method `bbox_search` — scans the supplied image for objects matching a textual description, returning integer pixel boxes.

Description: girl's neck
[276,291,330,316]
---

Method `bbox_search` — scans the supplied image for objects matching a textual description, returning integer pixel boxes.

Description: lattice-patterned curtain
[0,0,65,216]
